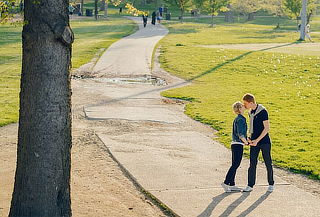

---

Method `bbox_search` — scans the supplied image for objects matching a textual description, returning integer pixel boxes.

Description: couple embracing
[222,93,274,193]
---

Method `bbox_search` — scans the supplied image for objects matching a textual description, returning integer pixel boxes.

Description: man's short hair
[242,93,255,103]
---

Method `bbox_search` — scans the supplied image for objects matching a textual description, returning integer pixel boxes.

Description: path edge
[95,133,181,217]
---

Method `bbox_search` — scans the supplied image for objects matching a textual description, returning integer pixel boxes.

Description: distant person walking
[151,11,156,25]
[221,102,251,193]
[156,11,161,24]
[159,6,163,17]
[305,24,313,42]
[242,93,274,193]
[142,15,148,28]
[119,6,123,14]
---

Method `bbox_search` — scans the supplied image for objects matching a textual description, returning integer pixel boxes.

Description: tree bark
[211,14,214,27]
[299,0,307,40]
[9,0,73,216]
[95,0,98,20]
[104,1,108,18]
[81,0,84,15]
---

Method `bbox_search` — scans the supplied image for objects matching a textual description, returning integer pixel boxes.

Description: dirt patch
[0,82,166,217]
[199,43,320,56]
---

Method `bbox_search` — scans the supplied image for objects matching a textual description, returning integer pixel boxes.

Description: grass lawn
[159,21,320,179]
[0,16,137,127]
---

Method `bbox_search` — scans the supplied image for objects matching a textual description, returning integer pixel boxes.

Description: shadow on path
[197,192,231,217]
[237,192,271,217]
[219,193,250,217]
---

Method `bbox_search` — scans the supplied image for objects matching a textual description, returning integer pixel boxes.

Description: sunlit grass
[159,22,320,179]
[0,17,137,126]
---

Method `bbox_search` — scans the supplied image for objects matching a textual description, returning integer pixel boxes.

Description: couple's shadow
[198,191,271,217]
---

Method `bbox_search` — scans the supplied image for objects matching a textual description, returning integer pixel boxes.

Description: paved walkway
[84,17,320,216]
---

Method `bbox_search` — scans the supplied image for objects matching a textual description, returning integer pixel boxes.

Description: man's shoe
[267,185,274,192]
[229,185,242,191]
[221,183,231,193]
[242,186,253,192]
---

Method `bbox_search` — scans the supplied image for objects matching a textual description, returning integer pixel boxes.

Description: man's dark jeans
[248,143,274,187]
[224,144,243,186]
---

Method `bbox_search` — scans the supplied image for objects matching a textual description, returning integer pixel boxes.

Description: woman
[221,102,250,193]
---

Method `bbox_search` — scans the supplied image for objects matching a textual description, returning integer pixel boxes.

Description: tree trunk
[9,0,73,216]
[81,0,84,15]
[211,14,214,27]
[276,16,281,29]
[180,8,184,22]
[224,4,233,23]
[247,12,255,21]
[100,0,105,11]
[104,1,108,18]
[299,0,307,40]
[307,9,312,25]
[95,0,98,20]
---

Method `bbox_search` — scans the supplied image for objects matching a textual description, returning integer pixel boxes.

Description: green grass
[159,22,320,179]
[0,16,137,127]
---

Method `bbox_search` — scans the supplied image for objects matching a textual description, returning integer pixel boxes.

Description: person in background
[142,14,148,28]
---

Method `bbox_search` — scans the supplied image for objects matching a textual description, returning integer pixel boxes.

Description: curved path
[81,17,320,217]
[93,17,168,77]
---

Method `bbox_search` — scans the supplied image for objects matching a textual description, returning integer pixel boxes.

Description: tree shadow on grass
[188,41,300,82]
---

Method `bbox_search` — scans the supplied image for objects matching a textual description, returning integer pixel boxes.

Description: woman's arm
[237,118,249,145]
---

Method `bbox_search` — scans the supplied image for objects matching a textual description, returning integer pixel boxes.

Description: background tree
[163,0,192,21]
[193,0,205,13]
[283,0,301,27]
[232,0,262,21]
[261,0,286,28]
[202,0,229,26]
[9,0,73,216]
[224,3,234,22]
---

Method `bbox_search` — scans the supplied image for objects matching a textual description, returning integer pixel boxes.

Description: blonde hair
[232,101,243,114]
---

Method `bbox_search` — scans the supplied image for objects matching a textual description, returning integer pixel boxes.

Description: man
[242,93,274,192]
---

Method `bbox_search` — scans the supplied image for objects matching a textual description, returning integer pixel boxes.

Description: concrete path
[93,17,168,77]
[84,17,320,216]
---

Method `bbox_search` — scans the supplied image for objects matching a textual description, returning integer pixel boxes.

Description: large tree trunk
[299,0,307,40]
[9,0,73,216]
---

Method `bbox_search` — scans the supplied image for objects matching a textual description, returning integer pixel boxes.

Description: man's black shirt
[251,106,271,144]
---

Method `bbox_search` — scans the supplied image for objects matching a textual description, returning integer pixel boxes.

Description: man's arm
[251,120,270,146]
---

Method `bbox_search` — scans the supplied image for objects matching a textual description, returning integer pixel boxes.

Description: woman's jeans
[224,144,243,186]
